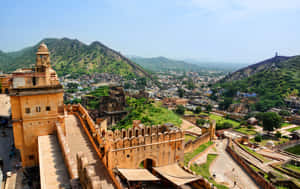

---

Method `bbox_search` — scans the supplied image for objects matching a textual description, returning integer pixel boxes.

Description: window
[28,155,34,160]
[25,108,31,114]
[32,77,36,86]
[36,106,41,112]
[46,106,51,111]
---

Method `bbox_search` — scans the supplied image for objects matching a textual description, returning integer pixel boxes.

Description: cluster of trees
[255,112,282,131]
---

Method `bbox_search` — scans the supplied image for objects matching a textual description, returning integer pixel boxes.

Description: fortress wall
[184,132,210,153]
[56,122,78,179]
[76,152,102,189]
[106,127,184,169]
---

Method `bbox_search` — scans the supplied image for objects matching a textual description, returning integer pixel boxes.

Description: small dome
[36,43,49,54]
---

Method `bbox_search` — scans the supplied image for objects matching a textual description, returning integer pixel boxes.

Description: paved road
[209,139,259,189]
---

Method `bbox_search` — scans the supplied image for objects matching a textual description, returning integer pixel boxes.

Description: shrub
[255,134,262,142]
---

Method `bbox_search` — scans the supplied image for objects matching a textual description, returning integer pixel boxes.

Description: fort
[0,43,216,189]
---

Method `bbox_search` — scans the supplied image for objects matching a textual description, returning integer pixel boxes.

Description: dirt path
[209,139,259,189]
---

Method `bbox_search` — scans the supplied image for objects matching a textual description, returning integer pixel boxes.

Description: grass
[190,154,228,189]
[287,126,300,132]
[184,141,213,166]
[281,122,292,127]
[285,163,300,174]
[250,137,290,146]
[115,98,182,129]
[234,127,257,135]
[209,114,240,128]
[285,144,300,155]
[184,134,197,142]
[239,144,270,163]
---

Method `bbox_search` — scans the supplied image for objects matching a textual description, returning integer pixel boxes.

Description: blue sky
[1,0,300,63]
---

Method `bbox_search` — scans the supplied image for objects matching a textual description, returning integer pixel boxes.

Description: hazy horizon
[1,0,300,63]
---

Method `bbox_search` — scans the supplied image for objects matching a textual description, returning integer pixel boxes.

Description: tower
[9,43,65,167]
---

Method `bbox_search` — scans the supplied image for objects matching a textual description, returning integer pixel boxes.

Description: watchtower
[9,43,65,167]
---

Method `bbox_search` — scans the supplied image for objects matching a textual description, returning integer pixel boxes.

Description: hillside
[0,38,150,79]
[222,55,292,82]
[217,55,300,111]
[130,56,208,72]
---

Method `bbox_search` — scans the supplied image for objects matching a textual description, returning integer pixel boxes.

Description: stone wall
[184,132,210,153]
[226,139,276,189]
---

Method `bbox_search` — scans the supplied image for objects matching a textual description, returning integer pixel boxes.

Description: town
[1,1,300,189]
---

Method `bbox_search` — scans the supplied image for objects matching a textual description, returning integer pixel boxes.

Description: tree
[194,106,202,114]
[219,97,232,110]
[175,105,185,115]
[275,131,282,138]
[178,88,185,98]
[206,104,212,112]
[196,119,206,126]
[261,112,282,131]
[279,110,291,117]
[254,134,262,142]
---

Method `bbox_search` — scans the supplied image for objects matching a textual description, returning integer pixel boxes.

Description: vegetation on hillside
[0,38,150,79]
[114,98,182,130]
[85,86,109,109]
[215,56,300,111]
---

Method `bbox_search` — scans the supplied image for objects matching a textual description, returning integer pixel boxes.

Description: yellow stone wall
[11,92,64,167]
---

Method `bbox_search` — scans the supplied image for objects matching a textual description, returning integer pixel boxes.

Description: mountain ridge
[0,38,151,79]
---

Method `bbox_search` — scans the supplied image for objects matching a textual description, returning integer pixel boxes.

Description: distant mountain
[184,59,249,72]
[130,56,212,73]
[217,55,300,111]
[129,56,246,73]
[0,38,150,79]
[222,55,292,82]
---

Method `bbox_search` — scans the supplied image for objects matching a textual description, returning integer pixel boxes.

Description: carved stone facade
[9,43,65,167]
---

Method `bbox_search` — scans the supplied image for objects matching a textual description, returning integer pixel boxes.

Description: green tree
[194,106,202,114]
[279,110,291,117]
[254,134,262,142]
[178,88,185,98]
[219,97,232,110]
[261,112,282,131]
[175,105,185,115]
[275,131,282,138]
[206,104,212,112]
[196,119,206,126]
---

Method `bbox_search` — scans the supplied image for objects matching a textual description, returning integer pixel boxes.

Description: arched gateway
[102,125,185,170]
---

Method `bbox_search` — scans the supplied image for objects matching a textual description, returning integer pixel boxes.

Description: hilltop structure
[9,43,65,167]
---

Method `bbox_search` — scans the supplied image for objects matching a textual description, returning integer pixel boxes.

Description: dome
[36,43,49,55]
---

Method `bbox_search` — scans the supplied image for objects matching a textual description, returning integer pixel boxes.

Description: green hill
[0,38,150,79]
[216,55,300,111]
